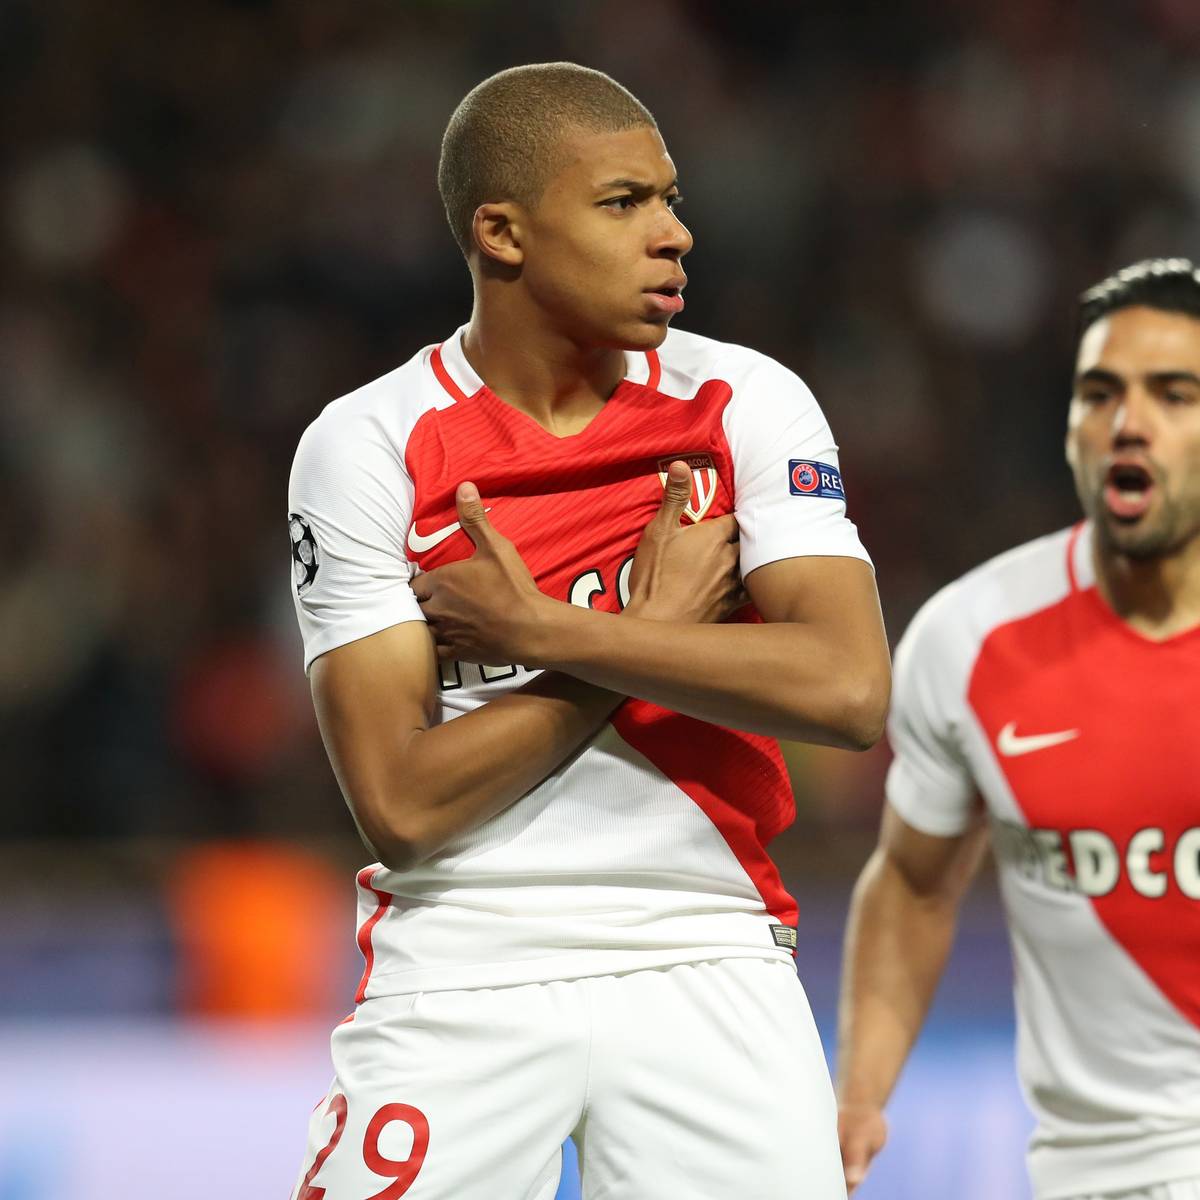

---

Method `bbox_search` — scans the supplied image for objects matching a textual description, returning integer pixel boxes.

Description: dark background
[1,2,1196,1195]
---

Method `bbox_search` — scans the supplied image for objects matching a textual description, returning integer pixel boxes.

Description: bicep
[745,555,890,675]
[879,803,990,901]
[745,554,884,629]
[741,554,890,748]
[310,621,439,823]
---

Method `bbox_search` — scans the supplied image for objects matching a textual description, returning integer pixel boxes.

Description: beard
[1088,483,1195,561]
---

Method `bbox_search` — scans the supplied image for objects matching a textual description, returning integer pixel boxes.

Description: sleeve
[287,408,425,673]
[721,357,872,578]
[884,591,978,836]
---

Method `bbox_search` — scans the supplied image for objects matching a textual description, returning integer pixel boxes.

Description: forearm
[321,670,620,869]
[526,603,882,747]
[836,849,960,1108]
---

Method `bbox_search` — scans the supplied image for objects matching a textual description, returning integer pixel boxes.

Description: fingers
[455,481,496,551]
[843,1157,868,1193]
[656,460,692,527]
[839,1108,886,1195]
[841,1133,871,1193]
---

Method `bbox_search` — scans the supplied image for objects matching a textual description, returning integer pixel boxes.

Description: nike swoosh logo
[996,721,1081,757]
[406,508,490,554]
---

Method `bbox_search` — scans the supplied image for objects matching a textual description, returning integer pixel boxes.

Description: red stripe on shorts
[354,866,393,1004]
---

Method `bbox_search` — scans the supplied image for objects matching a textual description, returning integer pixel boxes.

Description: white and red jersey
[887,522,1200,1198]
[289,325,871,998]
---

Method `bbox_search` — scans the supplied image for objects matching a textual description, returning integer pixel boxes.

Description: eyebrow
[1076,368,1200,388]
[594,177,680,195]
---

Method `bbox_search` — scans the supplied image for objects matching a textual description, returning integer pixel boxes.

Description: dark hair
[1079,257,1200,335]
[437,62,656,259]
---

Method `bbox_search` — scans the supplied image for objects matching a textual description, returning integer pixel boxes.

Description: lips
[1103,460,1155,521]
[644,277,687,315]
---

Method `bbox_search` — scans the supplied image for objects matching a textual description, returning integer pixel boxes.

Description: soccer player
[836,258,1200,1200]
[287,63,890,1199]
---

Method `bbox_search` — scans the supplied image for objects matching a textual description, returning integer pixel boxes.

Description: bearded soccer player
[286,63,889,1200]
[837,258,1200,1200]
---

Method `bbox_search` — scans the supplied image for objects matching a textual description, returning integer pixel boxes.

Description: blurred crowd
[4,0,1199,844]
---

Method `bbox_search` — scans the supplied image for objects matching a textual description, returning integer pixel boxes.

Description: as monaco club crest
[657,454,718,523]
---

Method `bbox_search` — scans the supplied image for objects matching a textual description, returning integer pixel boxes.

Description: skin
[835,303,1200,1192]
[1067,305,1200,639]
[462,124,692,436]
[313,121,891,870]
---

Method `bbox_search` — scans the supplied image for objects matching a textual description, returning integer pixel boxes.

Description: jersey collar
[431,325,662,404]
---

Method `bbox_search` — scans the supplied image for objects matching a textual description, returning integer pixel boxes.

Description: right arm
[834,579,988,1191]
[311,623,621,871]
[835,805,989,1192]
[302,459,739,871]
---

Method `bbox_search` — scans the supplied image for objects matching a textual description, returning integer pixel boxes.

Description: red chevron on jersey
[886,522,1200,1195]
[403,374,737,610]
[966,533,1200,1031]
[612,699,798,927]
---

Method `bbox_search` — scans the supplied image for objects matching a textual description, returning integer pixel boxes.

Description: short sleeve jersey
[289,325,871,998]
[887,523,1200,1199]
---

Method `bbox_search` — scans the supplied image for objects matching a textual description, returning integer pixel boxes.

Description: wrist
[516,594,584,668]
[835,1079,890,1109]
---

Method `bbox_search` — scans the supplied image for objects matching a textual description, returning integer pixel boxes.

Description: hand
[838,1103,888,1194]
[410,483,549,663]
[624,460,745,623]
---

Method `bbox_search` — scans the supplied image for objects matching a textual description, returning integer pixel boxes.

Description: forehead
[1077,306,1200,375]
[544,125,676,193]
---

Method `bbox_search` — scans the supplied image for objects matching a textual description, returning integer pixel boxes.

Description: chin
[1097,515,1176,561]
[615,319,672,351]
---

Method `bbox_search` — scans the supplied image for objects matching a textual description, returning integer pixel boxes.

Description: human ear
[472,203,525,267]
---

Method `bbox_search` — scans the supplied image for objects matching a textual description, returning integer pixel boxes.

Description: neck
[462,284,630,437]
[1092,528,1200,640]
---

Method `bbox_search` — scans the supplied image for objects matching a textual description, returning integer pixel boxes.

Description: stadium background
[2,1,1196,1196]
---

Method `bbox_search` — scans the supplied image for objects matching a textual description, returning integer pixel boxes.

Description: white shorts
[1064,1178,1200,1200]
[290,956,845,1200]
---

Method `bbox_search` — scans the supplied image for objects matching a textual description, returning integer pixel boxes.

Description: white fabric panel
[288,354,455,672]
[363,723,789,996]
[886,529,1077,835]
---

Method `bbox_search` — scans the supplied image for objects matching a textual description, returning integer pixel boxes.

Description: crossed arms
[311,463,891,871]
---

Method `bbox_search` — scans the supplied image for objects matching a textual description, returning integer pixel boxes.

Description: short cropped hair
[438,62,656,258]
[1079,257,1200,335]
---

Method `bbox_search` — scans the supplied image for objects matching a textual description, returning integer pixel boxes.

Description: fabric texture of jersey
[291,958,845,1200]
[886,522,1200,1199]
[288,326,871,998]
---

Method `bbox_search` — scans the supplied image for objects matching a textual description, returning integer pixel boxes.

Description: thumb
[844,1156,868,1192]
[455,482,495,550]
[657,460,692,526]
[841,1132,874,1193]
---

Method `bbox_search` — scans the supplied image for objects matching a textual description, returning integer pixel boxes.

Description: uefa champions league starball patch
[289,513,320,595]
[787,460,845,500]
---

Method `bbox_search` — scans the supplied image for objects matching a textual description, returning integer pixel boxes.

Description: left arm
[415,485,889,749]
[416,357,891,750]
[527,553,889,749]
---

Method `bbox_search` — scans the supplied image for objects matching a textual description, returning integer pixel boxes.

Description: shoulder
[291,341,446,482]
[898,527,1077,675]
[656,328,815,405]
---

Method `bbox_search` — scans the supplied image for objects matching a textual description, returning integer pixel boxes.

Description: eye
[666,192,684,209]
[1165,388,1197,406]
[1078,387,1114,406]
[601,195,636,211]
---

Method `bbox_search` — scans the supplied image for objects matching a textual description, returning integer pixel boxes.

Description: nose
[1111,387,1154,448]
[652,207,693,260]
